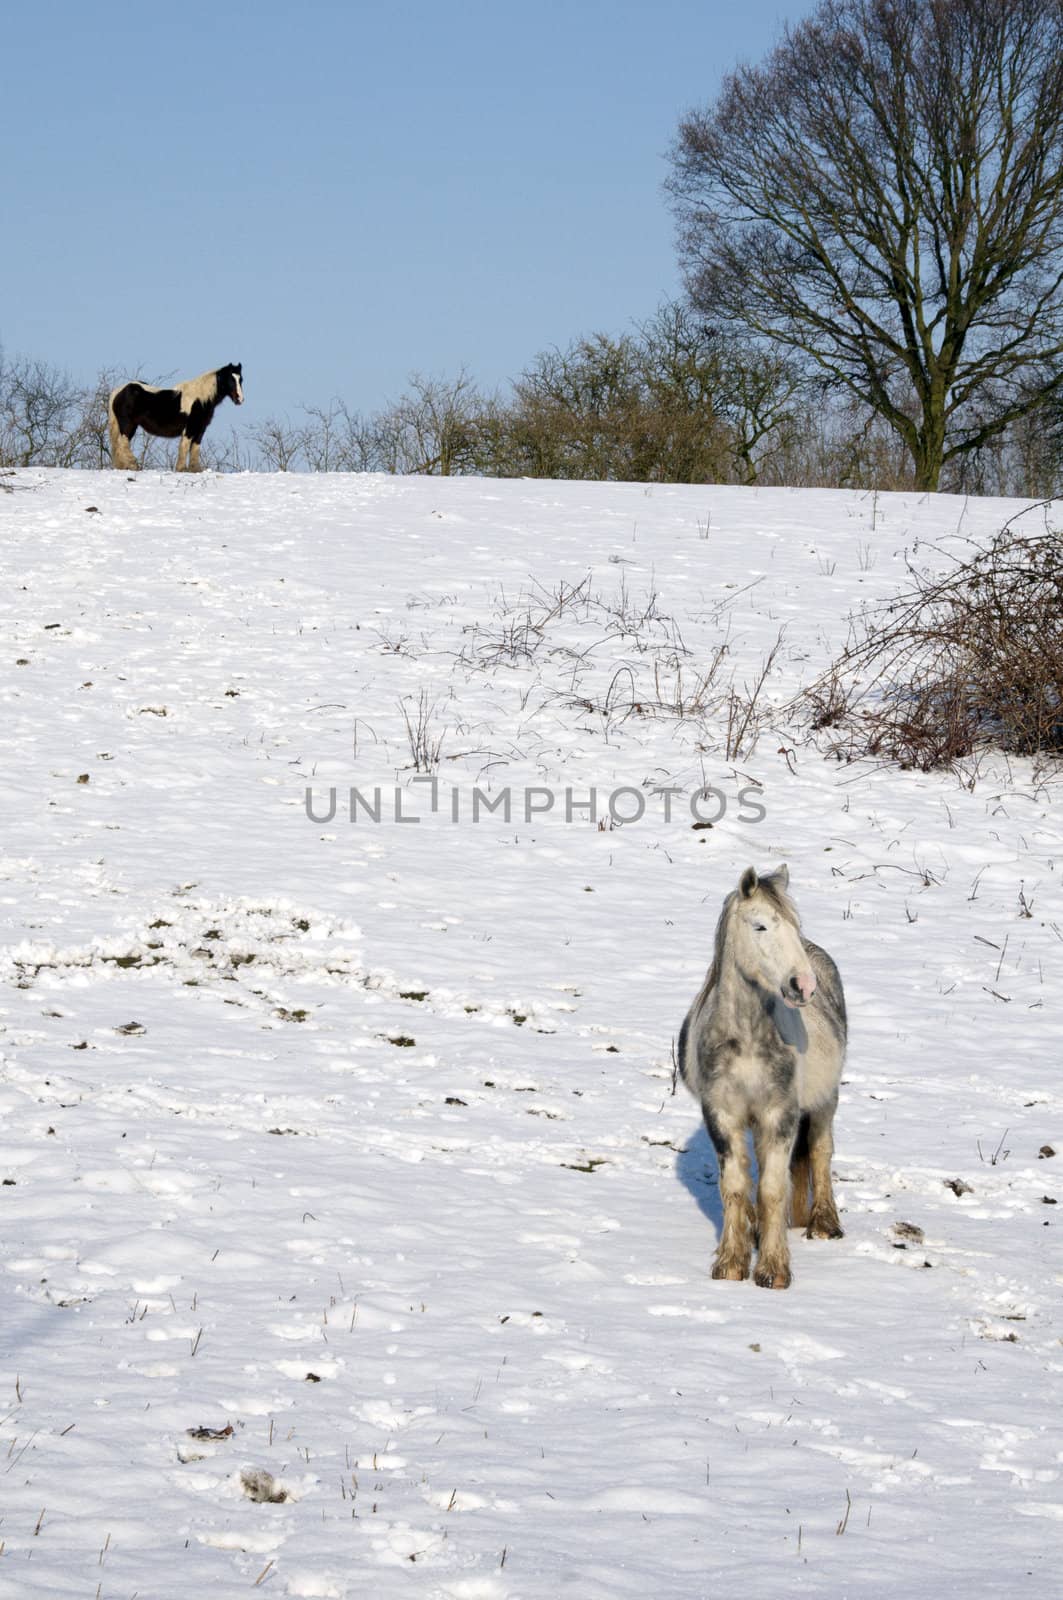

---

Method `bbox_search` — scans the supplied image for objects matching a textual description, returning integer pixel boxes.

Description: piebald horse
[109,363,243,472]
[678,865,846,1289]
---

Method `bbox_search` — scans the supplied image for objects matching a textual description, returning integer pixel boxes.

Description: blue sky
[2,0,816,425]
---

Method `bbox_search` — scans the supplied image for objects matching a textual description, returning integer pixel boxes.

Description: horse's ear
[739,866,758,899]
[775,863,790,889]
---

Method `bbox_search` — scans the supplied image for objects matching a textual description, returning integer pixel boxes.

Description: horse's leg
[180,420,206,472]
[789,1111,812,1229]
[705,1103,754,1281]
[110,416,139,471]
[753,1110,797,1289]
[806,1095,844,1240]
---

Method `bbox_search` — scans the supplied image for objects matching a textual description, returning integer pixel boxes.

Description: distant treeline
[1,303,1059,495]
[7,4,1063,499]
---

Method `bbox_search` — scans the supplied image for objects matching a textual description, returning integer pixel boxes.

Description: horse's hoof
[754,1260,791,1289]
[712,1258,750,1282]
[807,1213,844,1240]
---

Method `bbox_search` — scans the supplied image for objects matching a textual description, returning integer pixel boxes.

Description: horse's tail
[107,408,121,463]
[108,384,132,468]
[789,1111,812,1229]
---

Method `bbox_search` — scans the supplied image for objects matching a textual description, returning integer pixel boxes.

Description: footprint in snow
[268,1320,326,1342]
[368,1518,443,1568]
[354,1399,435,1431]
[285,1575,347,1599]
[197,1527,282,1555]
[647,1303,728,1324]
[543,1349,614,1375]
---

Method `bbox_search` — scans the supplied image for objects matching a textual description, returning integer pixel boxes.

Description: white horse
[109,364,243,472]
[678,865,846,1289]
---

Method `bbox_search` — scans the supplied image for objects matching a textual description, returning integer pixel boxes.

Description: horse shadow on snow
[675,1123,725,1237]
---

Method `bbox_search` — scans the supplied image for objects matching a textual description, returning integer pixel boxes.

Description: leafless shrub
[569,666,643,743]
[250,415,304,472]
[200,425,256,473]
[372,624,413,656]
[648,648,730,720]
[525,574,594,625]
[572,652,730,734]
[0,353,83,466]
[491,310,795,484]
[801,505,1063,768]
[459,576,596,671]
[459,602,543,672]
[376,370,486,475]
[601,574,663,634]
[725,632,786,759]
[299,401,352,472]
[400,691,447,771]
[804,660,856,735]
[67,368,128,468]
[470,612,546,668]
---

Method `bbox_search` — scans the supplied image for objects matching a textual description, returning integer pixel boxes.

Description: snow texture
[0,469,1060,1596]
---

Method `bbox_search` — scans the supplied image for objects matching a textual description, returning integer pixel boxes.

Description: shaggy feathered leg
[176,436,204,473]
[789,1111,812,1229]
[753,1128,793,1289]
[806,1099,844,1240]
[709,1111,754,1281]
[109,414,139,471]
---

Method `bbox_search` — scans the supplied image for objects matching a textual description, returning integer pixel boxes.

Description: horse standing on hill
[109,363,243,472]
[678,864,846,1289]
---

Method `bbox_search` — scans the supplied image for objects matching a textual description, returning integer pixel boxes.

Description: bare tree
[248,415,304,471]
[668,0,1063,491]
[0,352,82,466]
[388,370,484,475]
[712,336,806,484]
[334,406,396,473]
[200,424,256,473]
[497,310,802,484]
[69,368,126,468]
[634,304,733,481]
[299,401,351,472]
[512,334,645,479]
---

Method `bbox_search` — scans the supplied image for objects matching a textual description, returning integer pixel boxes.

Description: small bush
[802,505,1063,769]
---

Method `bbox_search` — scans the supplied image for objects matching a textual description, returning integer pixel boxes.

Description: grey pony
[678,865,846,1289]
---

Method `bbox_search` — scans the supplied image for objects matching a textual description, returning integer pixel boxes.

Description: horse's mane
[177,369,222,402]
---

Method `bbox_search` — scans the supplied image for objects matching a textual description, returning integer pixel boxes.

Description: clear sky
[2,0,817,427]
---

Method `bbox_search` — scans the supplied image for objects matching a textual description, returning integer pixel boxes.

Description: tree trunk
[913,399,946,492]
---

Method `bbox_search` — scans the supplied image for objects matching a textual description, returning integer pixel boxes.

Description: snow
[0,468,1060,1597]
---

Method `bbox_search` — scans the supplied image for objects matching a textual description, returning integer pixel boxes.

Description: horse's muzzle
[782,972,816,1008]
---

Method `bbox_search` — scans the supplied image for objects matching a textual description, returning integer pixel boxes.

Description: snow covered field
[1,468,1060,1598]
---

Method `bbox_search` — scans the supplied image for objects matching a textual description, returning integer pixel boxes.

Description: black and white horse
[108,363,243,472]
